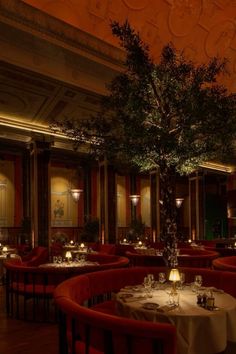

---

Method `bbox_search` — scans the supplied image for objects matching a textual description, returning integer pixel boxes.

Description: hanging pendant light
[175,198,184,208]
[70,188,83,202]
[129,194,140,206]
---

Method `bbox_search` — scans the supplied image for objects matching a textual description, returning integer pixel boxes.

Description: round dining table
[39,260,99,268]
[116,284,236,354]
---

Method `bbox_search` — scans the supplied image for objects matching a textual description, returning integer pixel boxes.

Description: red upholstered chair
[22,246,49,266]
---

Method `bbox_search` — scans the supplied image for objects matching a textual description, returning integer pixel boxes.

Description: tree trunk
[159,164,178,267]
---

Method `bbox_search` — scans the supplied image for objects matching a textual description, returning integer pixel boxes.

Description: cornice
[0,0,125,72]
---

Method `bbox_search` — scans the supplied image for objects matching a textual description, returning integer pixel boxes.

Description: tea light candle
[138,241,142,246]
[70,240,74,245]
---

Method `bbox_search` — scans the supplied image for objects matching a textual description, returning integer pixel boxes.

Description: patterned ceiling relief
[0,62,101,131]
[21,0,236,92]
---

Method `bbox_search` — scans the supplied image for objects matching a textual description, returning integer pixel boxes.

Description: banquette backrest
[125,248,219,268]
[54,266,236,354]
[3,254,129,321]
[177,248,219,268]
[21,246,49,266]
[54,267,178,354]
[212,256,236,272]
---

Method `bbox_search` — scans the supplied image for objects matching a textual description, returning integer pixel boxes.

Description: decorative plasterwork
[21,0,236,93]
[0,0,125,71]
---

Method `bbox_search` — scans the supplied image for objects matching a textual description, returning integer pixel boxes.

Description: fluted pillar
[29,138,51,247]
[99,159,117,243]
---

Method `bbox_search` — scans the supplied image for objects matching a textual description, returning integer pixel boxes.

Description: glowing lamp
[169,268,180,294]
[175,198,184,208]
[65,251,72,261]
[129,194,140,206]
[70,189,83,202]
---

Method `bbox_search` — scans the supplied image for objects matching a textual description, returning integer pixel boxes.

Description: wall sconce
[129,194,140,206]
[227,207,236,219]
[70,188,83,202]
[175,198,184,208]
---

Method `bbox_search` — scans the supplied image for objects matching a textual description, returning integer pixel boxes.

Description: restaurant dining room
[1,1,236,354]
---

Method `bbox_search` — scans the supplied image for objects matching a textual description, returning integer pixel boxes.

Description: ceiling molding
[0,0,125,72]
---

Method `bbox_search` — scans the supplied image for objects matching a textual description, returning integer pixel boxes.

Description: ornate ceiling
[22,0,236,92]
[0,0,236,167]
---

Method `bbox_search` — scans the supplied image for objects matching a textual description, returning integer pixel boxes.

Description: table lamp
[2,246,8,253]
[65,251,72,262]
[169,268,180,295]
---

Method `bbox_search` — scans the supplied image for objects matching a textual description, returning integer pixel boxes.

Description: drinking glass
[57,256,62,264]
[147,273,154,283]
[179,272,185,289]
[143,276,153,298]
[194,275,203,292]
[159,272,166,284]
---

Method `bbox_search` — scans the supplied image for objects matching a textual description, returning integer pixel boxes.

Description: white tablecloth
[116,285,236,354]
[39,261,99,268]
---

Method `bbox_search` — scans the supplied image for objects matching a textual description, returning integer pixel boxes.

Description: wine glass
[158,272,166,284]
[194,275,203,292]
[179,272,185,289]
[143,276,153,298]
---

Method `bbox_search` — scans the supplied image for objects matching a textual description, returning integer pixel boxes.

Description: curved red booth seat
[54,266,236,354]
[54,268,177,354]
[126,248,219,268]
[212,256,236,272]
[4,254,129,322]
[21,246,49,266]
[91,243,117,255]
[177,248,219,268]
[125,251,166,267]
[205,246,236,257]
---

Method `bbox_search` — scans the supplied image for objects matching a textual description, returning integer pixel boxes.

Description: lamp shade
[175,198,184,208]
[129,194,140,206]
[65,251,72,259]
[169,268,180,282]
[70,188,83,202]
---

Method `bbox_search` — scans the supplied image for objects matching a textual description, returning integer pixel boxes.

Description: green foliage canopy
[52,21,236,263]
[53,21,236,177]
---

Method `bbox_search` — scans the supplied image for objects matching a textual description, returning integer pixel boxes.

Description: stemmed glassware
[194,275,203,292]
[158,272,166,284]
[178,272,185,290]
[143,274,154,297]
